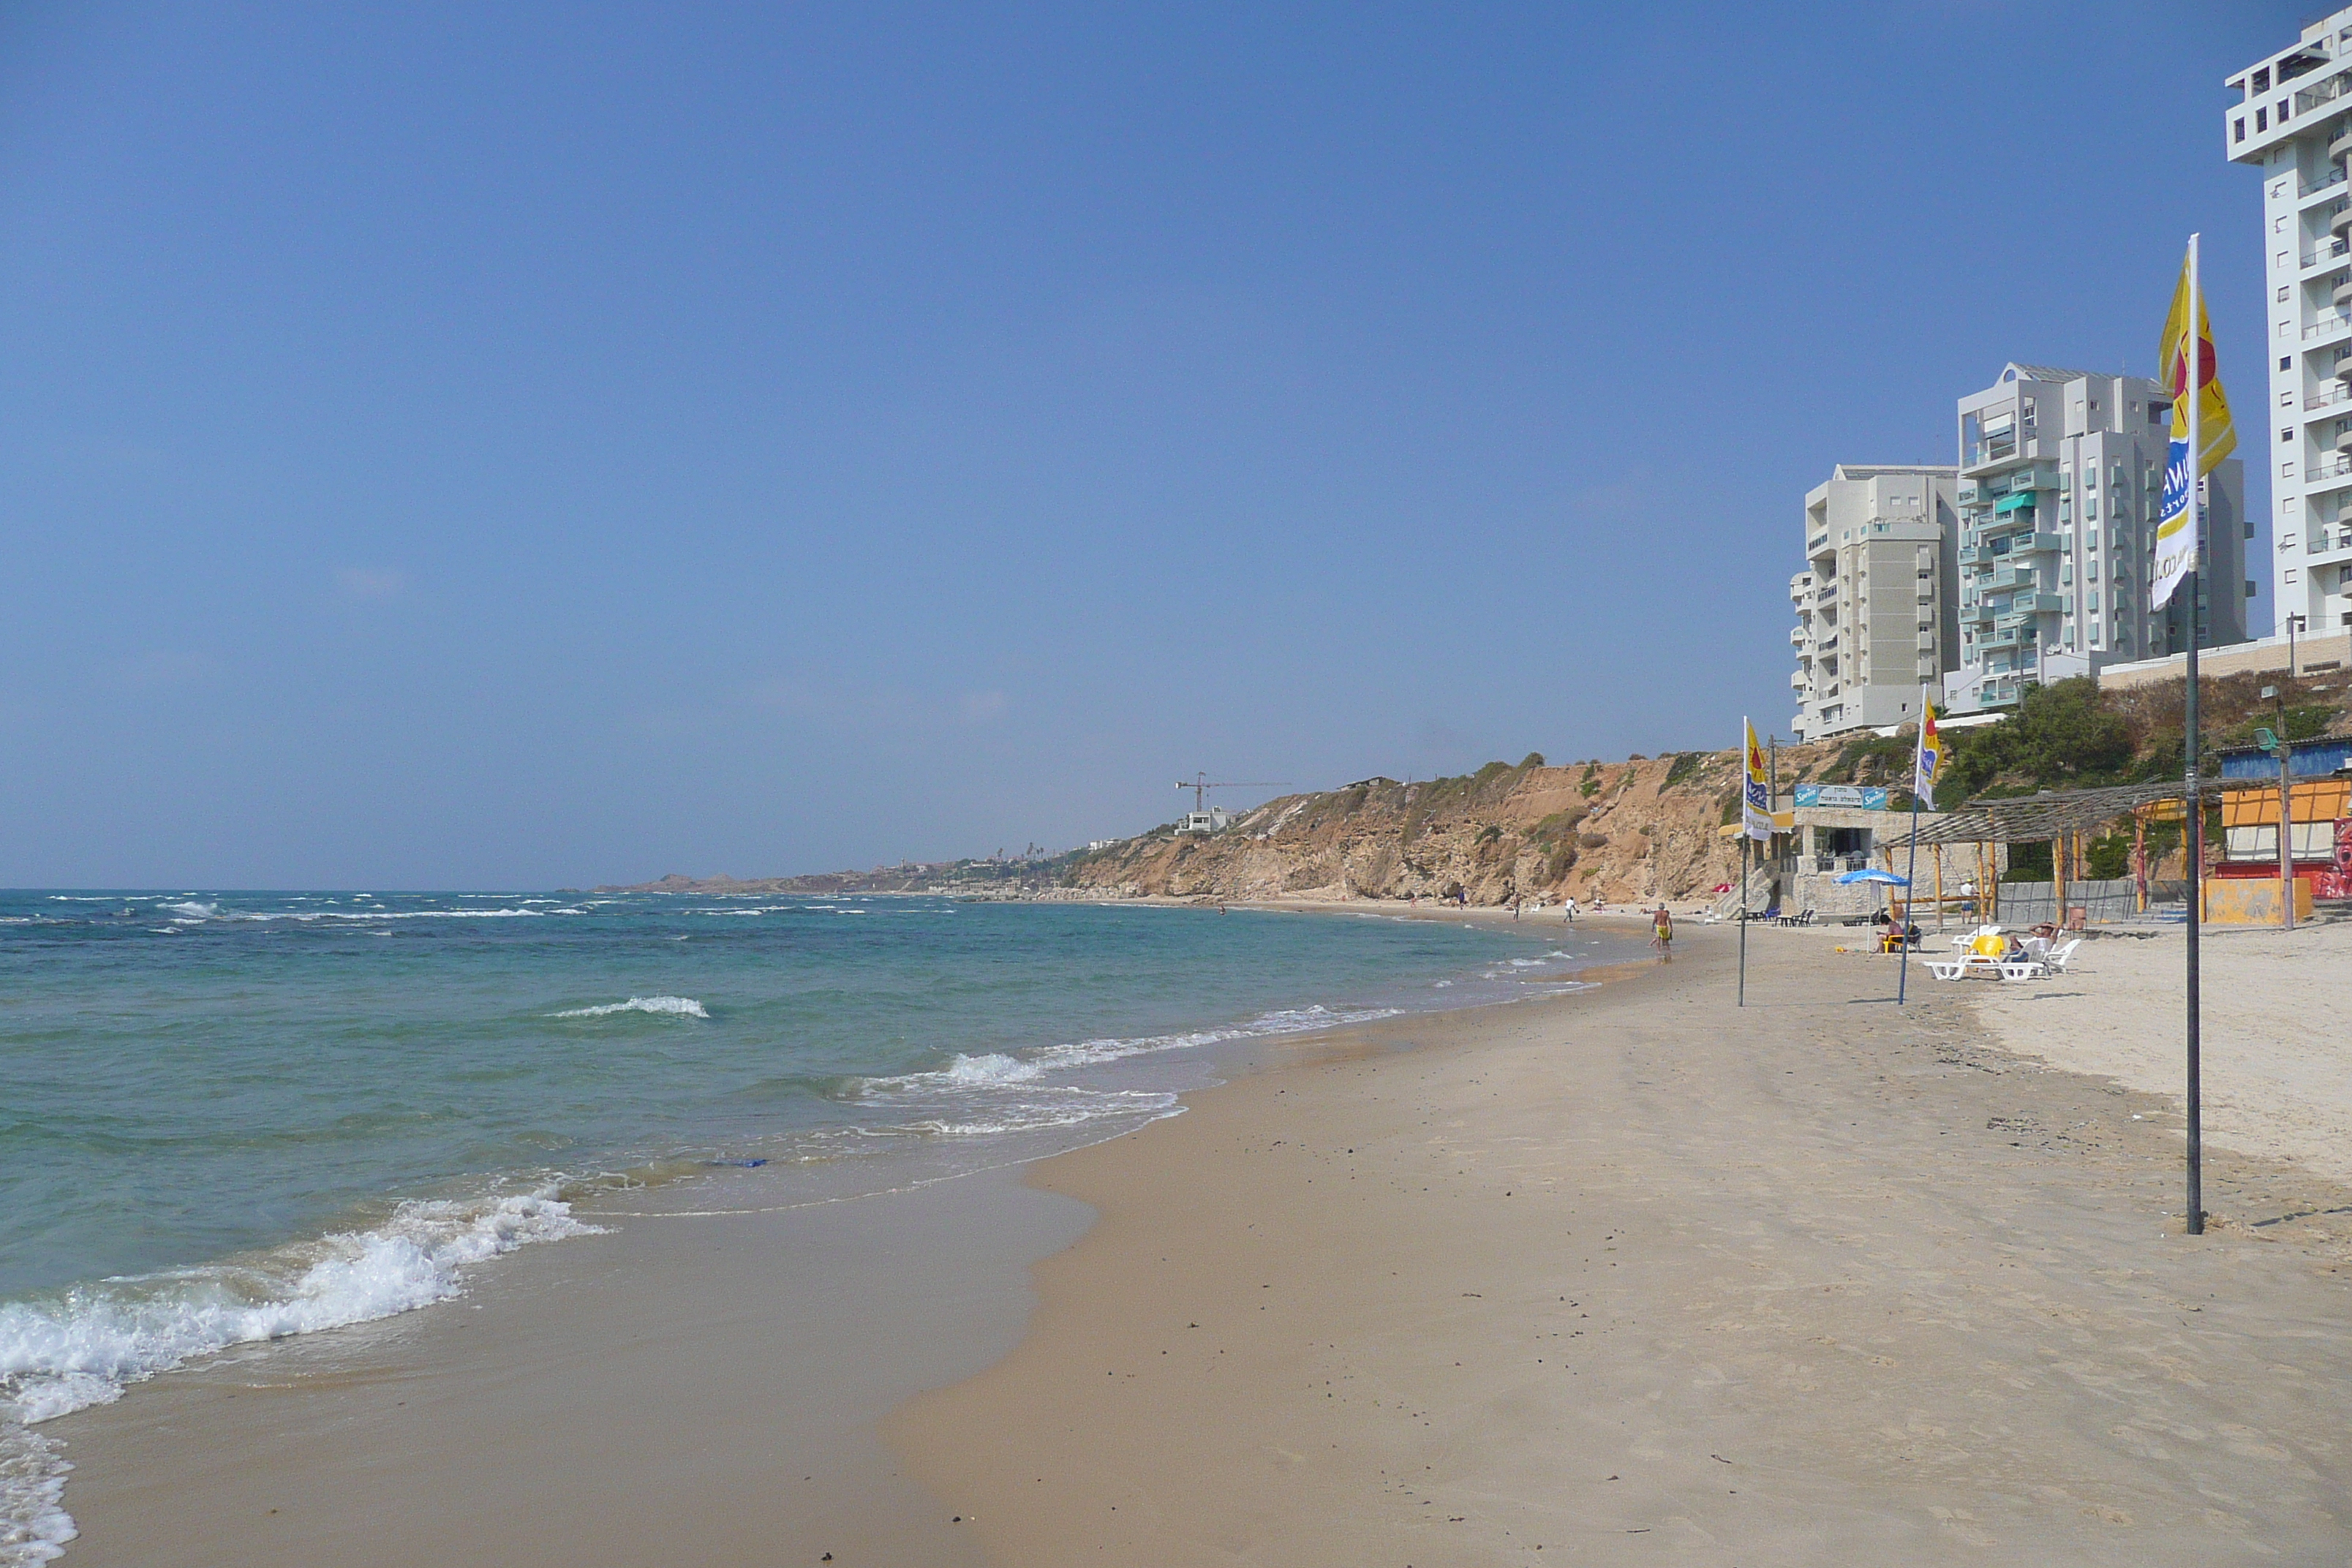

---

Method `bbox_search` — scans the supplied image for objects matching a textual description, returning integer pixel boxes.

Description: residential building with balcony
[1789,464,1958,742]
[2229,8,2352,640]
[1943,363,2247,716]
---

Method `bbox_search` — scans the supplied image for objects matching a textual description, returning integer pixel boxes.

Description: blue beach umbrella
[1835,868,1910,886]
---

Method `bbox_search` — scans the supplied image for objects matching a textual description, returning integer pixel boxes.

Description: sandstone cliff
[1060,746,1842,907]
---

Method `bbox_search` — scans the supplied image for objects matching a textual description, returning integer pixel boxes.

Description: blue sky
[0,3,2297,886]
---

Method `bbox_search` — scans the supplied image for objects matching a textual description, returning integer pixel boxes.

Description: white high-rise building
[1788,464,1958,742]
[1943,363,2247,716]
[2230,12,2352,639]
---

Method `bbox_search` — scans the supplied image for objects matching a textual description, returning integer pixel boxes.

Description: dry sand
[1967,917,2352,1186]
[894,920,2352,1565]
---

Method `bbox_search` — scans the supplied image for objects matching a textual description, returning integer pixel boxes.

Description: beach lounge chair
[2040,938,2083,976]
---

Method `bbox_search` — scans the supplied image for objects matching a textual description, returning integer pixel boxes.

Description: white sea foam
[158,902,218,921]
[0,1192,593,1562]
[0,1424,72,1566]
[0,1192,593,1430]
[941,1052,1044,1085]
[550,995,709,1019]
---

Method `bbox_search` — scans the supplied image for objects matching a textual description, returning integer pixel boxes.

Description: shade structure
[1836,868,1910,886]
[1879,780,2189,850]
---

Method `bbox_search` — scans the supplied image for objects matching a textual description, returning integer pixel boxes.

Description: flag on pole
[2154,244,2236,611]
[1913,695,1942,812]
[1742,718,1772,842]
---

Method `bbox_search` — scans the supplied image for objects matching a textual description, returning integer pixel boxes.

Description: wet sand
[894,921,2352,1564]
[45,1164,1090,1567]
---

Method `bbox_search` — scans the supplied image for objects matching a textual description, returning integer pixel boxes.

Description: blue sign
[1793,784,1890,810]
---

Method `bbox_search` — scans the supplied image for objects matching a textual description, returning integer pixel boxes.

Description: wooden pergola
[1879,780,2190,924]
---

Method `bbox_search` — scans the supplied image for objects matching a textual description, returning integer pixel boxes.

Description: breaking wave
[550,996,709,1019]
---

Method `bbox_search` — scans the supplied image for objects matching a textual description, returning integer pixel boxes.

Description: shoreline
[891,921,2352,1564]
[26,902,1618,1566]
[36,913,2352,1564]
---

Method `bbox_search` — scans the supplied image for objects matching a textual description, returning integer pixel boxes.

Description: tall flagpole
[1737,834,1749,1008]
[2184,232,2205,1237]
[1898,700,1922,1005]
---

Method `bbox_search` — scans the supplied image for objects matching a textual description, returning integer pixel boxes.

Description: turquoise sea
[0,889,1631,1561]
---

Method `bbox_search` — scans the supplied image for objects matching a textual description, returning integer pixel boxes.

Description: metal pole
[1899,791,1921,1004]
[2278,691,2296,931]
[2184,233,2205,1236]
[1738,836,1749,1007]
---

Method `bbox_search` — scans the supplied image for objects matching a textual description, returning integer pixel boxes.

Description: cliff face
[1062,747,1839,907]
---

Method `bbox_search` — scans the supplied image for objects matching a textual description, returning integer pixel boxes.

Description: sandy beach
[1967,918,2352,1186]
[44,911,2352,1565]
[895,916,2352,1564]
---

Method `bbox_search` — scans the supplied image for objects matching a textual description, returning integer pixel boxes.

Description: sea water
[0,890,1629,1561]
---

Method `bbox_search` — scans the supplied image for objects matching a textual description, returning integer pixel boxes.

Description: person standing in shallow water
[1650,903,1673,960]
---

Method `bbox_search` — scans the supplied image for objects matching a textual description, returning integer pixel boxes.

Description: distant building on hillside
[1943,363,2247,717]
[1789,464,1959,742]
[2228,11,2352,640]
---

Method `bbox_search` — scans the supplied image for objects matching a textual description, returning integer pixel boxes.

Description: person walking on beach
[1561,896,1578,926]
[1649,903,1673,960]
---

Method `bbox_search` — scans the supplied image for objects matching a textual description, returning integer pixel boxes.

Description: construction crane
[1175,773,1290,812]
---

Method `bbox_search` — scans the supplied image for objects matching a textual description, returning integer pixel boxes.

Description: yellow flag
[1913,696,1942,812]
[1741,719,1771,843]
[2154,244,2235,610]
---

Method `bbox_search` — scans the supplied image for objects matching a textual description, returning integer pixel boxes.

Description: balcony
[2296,67,2352,117]
[2304,165,2350,200]
[2304,309,2352,340]
[1806,533,1828,554]
[1789,626,1806,646]
[2311,453,2352,483]
[2306,382,2352,410]
[2334,123,2352,162]
[2305,238,2352,268]
[2313,524,2352,554]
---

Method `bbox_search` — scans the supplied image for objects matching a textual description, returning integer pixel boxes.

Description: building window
[2285,426,2296,442]
[2280,286,2292,302]
[2258,107,2268,130]
[2280,357,2291,372]
[2285,461,2298,478]
[2236,117,2247,142]
[2280,98,2290,121]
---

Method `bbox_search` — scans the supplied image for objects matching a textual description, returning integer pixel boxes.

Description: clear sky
[0,3,2299,887]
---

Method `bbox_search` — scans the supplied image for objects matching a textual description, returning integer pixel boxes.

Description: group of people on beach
[1399,889,1677,959]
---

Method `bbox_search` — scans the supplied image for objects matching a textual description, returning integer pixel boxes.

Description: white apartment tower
[1944,363,2247,716]
[1788,464,1958,742]
[2231,11,2352,638]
